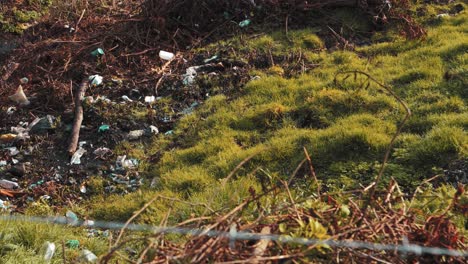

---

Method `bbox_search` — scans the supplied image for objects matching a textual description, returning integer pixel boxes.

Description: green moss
[12,9,39,23]
[0,216,109,263]
[79,4,468,239]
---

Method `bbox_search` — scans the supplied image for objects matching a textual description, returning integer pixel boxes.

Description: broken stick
[68,78,88,156]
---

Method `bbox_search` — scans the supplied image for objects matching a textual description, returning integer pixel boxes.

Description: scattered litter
[181,102,200,115]
[89,75,103,86]
[20,77,29,84]
[0,134,17,144]
[0,199,8,210]
[91,48,104,57]
[0,161,7,166]
[436,13,450,18]
[70,148,87,165]
[239,19,251,27]
[80,184,87,193]
[93,147,112,157]
[165,130,174,135]
[64,24,75,32]
[251,75,261,81]
[112,78,123,85]
[8,85,30,106]
[149,125,159,134]
[7,107,16,115]
[115,155,139,170]
[0,179,19,189]
[127,130,145,140]
[66,210,79,225]
[83,220,95,227]
[121,95,133,102]
[159,50,175,61]
[87,229,108,238]
[80,249,98,263]
[40,195,51,200]
[29,115,55,134]
[11,158,19,164]
[29,179,45,189]
[123,159,139,169]
[6,147,20,156]
[204,55,218,63]
[144,96,156,104]
[43,242,55,263]
[66,239,80,249]
[98,124,110,133]
[182,66,198,85]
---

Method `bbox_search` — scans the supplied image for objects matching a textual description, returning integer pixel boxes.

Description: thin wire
[1,215,466,257]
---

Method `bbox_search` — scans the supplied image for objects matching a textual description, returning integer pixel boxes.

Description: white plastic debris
[93,147,111,156]
[80,249,98,263]
[144,96,156,104]
[437,13,450,18]
[89,75,103,86]
[6,107,16,115]
[0,179,19,189]
[66,210,79,225]
[83,220,95,227]
[70,148,87,165]
[183,66,198,85]
[80,184,87,193]
[20,77,29,84]
[0,199,8,210]
[7,147,20,156]
[0,161,7,167]
[159,50,175,61]
[43,242,56,263]
[121,95,133,102]
[8,85,30,106]
[115,155,138,169]
[127,130,145,140]
[149,125,159,134]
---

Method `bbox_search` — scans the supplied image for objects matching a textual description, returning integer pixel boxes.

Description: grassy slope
[90,6,467,223]
[1,2,466,263]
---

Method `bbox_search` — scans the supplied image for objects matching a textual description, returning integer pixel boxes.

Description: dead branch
[67,78,89,156]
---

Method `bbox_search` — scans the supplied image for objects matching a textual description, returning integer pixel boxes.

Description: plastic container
[159,50,174,60]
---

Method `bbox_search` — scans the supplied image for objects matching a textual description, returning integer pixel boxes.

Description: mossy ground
[1,2,467,262]
[88,4,467,224]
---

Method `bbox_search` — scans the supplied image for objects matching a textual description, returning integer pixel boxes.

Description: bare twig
[222,153,258,186]
[67,78,88,155]
[334,70,411,218]
[303,147,320,195]
[114,195,160,247]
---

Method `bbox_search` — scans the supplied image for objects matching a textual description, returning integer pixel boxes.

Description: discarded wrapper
[122,95,133,102]
[66,210,79,225]
[183,67,198,85]
[0,179,19,189]
[145,96,156,104]
[159,50,174,61]
[80,249,98,263]
[239,19,251,27]
[9,85,30,106]
[94,147,112,156]
[127,130,145,140]
[0,133,17,144]
[89,75,103,86]
[70,148,86,165]
[91,48,104,57]
[43,242,56,263]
